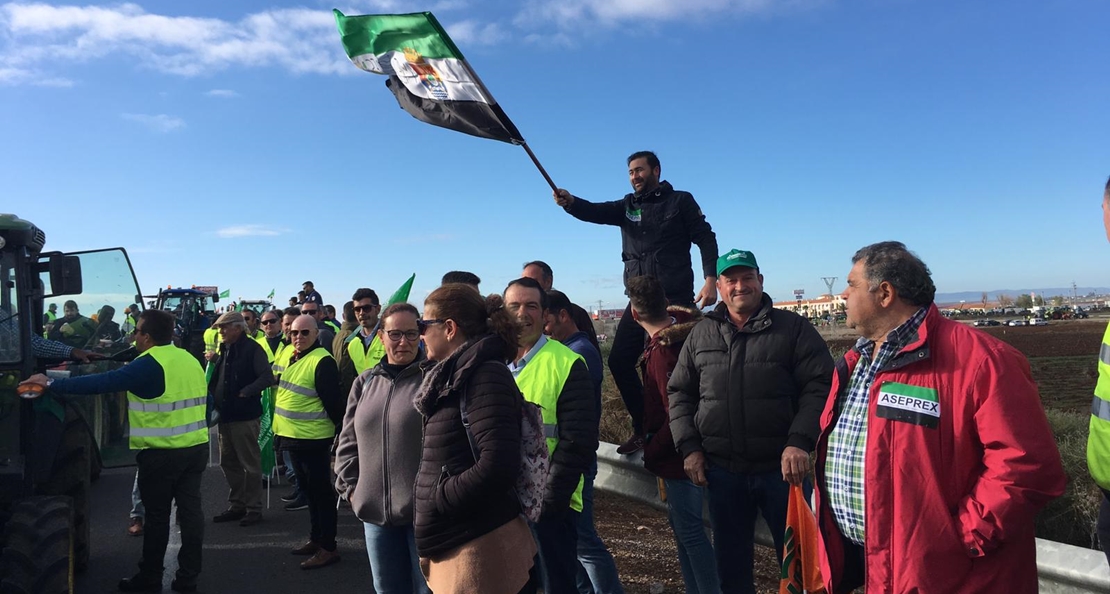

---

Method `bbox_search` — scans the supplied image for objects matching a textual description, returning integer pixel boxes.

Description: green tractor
[0,214,143,593]
[149,287,219,365]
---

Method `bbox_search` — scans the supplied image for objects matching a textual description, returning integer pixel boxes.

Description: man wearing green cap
[668,249,833,594]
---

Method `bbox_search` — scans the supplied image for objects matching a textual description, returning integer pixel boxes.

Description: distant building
[774,294,846,318]
[592,308,625,320]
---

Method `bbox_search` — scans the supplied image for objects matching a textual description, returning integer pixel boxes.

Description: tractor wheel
[35,411,90,573]
[0,496,75,594]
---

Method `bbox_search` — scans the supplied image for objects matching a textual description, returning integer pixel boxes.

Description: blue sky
[3,0,1108,311]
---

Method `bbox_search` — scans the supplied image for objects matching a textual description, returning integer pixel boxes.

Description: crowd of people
[16,151,1079,594]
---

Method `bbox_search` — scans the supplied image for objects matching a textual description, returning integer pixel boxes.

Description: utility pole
[822,277,838,296]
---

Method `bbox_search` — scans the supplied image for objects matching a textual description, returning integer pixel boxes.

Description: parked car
[973,319,1001,327]
[1007,319,1027,327]
[1029,318,1047,326]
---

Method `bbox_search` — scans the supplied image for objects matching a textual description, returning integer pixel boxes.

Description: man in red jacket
[814,241,1066,594]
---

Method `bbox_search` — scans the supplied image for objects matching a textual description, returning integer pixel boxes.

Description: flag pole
[519,142,558,192]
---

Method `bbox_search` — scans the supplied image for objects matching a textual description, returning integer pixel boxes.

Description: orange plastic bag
[779,484,826,594]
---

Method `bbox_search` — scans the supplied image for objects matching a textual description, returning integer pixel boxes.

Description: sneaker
[616,434,645,455]
[128,517,144,537]
[169,579,197,593]
[291,541,320,556]
[283,499,308,512]
[118,574,163,592]
[238,511,263,527]
[300,548,341,570]
[212,509,247,523]
[280,490,302,503]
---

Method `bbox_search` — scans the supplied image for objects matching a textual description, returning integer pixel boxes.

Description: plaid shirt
[825,307,927,545]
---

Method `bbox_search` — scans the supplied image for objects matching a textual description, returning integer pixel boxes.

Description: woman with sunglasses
[334,303,431,594]
[412,284,536,594]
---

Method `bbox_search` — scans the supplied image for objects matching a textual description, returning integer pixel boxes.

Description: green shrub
[1037,408,1101,548]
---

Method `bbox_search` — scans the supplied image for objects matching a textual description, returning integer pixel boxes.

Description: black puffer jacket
[412,335,522,558]
[668,294,833,473]
[566,181,717,304]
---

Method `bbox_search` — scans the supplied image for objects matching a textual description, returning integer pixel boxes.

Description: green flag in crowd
[218,289,230,298]
[387,273,416,305]
[267,288,275,299]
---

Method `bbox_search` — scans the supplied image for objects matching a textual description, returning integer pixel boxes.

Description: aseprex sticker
[876,381,940,428]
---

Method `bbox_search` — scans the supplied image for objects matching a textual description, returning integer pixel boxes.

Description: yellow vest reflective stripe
[203,327,219,352]
[255,335,278,363]
[272,341,292,375]
[347,332,385,374]
[273,348,335,440]
[515,339,586,512]
[1088,321,1110,489]
[127,344,210,450]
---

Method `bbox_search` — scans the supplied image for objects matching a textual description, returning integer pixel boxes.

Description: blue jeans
[282,450,300,492]
[664,478,720,594]
[531,510,580,594]
[363,523,430,594]
[705,465,798,594]
[130,470,144,519]
[576,463,624,594]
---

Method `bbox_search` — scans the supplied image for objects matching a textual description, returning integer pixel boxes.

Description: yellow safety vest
[127,344,210,450]
[347,331,385,375]
[514,338,586,512]
[1089,321,1110,489]
[203,327,220,353]
[255,334,279,363]
[325,320,341,334]
[273,348,335,440]
[43,310,56,337]
[272,340,292,375]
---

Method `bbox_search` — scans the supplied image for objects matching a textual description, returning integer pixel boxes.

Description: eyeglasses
[417,319,445,335]
[261,319,278,325]
[353,304,379,313]
[385,329,421,342]
[302,309,318,315]
[288,329,313,337]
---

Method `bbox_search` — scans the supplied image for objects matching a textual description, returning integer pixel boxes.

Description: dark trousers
[288,447,338,551]
[609,303,647,435]
[136,444,207,584]
[531,510,581,594]
[1099,491,1110,567]
[705,465,797,594]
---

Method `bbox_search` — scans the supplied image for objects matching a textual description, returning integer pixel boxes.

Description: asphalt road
[76,436,373,593]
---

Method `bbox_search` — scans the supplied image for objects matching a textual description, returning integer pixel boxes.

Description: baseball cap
[716,249,759,276]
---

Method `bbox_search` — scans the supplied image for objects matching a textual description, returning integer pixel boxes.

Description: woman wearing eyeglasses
[412,284,536,594]
[334,303,430,594]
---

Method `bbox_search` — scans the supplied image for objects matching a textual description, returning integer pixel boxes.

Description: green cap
[716,249,759,276]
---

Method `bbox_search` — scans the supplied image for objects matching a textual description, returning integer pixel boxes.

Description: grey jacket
[668,295,833,474]
[334,355,425,527]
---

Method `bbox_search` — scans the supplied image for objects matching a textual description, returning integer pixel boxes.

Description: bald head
[290,314,319,352]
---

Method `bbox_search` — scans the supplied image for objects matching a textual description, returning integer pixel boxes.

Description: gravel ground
[593,490,782,594]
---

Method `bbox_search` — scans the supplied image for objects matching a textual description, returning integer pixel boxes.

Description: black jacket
[208,334,273,422]
[668,295,833,473]
[566,181,717,304]
[412,335,523,558]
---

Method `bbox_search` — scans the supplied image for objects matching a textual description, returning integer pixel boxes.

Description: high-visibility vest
[256,334,279,364]
[203,327,220,353]
[325,320,341,334]
[127,344,209,450]
[347,331,385,375]
[1089,321,1110,489]
[273,348,335,440]
[43,310,56,337]
[514,339,586,512]
[272,340,292,375]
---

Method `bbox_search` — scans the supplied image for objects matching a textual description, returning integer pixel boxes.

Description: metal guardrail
[593,441,1110,593]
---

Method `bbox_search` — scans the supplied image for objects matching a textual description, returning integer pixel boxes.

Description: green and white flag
[218,289,230,299]
[334,10,524,144]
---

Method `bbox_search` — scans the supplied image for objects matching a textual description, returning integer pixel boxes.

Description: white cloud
[120,112,185,132]
[0,65,73,86]
[513,0,820,31]
[205,88,238,98]
[214,224,289,238]
[445,20,507,46]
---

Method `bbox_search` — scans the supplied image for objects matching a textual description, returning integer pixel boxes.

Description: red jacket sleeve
[956,342,1066,557]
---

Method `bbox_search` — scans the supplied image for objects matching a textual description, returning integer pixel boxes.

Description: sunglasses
[302,309,318,314]
[384,329,421,342]
[288,329,314,337]
[417,319,445,335]
[261,319,279,325]
[354,304,379,313]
